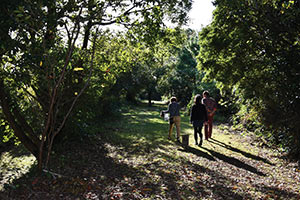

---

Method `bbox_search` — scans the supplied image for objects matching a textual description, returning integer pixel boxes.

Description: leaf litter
[0,107,300,200]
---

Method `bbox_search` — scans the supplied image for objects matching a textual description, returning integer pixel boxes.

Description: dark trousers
[193,121,204,144]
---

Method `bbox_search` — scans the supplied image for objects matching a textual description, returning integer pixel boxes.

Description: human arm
[190,105,194,124]
[208,108,216,116]
[161,103,171,115]
[209,100,217,116]
[165,103,171,113]
[203,105,208,124]
[204,98,217,116]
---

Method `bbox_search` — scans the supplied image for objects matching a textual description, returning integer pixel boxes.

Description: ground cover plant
[0,103,300,199]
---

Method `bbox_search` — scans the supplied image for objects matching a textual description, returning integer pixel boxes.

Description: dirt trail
[1,105,299,199]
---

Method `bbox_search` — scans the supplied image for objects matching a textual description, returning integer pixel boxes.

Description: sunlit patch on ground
[0,151,36,191]
[1,104,300,199]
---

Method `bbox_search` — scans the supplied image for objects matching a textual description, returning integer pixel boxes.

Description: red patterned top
[202,97,217,115]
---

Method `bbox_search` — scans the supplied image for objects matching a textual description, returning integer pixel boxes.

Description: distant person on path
[202,91,217,140]
[162,97,181,141]
[190,94,208,146]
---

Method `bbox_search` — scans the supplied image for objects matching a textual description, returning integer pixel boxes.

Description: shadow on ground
[0,103,299,199]
[209,138,274,165]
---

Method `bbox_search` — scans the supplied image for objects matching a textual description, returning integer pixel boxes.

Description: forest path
[1,103,300,199]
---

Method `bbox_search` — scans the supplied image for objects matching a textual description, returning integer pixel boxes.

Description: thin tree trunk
[0,80,39,158]
[148,90,152,107]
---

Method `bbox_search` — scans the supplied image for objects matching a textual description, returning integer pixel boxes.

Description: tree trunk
[148,90,152,107]
[0,80,39,158]
[82,20,92,50]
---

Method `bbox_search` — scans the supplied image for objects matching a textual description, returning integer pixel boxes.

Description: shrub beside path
[1,104,300,199]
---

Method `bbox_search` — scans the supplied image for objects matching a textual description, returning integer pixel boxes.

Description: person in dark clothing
[162,97,181,141]
[190,94,208,146]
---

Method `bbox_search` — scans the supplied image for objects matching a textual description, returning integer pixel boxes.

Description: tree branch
[39,7,83,171]
[45,28,99,168]
[0,79,39,157]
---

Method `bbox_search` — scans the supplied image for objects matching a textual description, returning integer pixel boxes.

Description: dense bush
[197,0,300,157]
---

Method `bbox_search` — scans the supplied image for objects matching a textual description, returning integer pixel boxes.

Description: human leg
[198,123,204,146]
[174,116,181,140]
[207,115,214,139]
[169,123,174,139]
[204,123,209,140]
[194,121,204,146]
[194,126,198,145]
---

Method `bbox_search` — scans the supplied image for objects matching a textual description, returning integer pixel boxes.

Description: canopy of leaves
[157,29,199,105]
[197,0,300,155]
[0,0,193,170]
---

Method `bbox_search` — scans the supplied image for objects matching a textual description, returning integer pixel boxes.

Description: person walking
[202,91,217,140]
[190,94,208,146]
[162,97,181,141]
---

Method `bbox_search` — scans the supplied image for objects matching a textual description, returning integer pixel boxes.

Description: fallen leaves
[1,107,300,200]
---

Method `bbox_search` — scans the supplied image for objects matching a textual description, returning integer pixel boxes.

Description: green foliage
[0,0,193,170]
[197,0,300,156]
[157,29,200,106]
[1,120,14,143]
[2,103,300,199]
[0,107,20,146]
[89,28,187,108]
[0,149,36,191]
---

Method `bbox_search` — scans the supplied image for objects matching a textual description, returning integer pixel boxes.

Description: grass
[100,103,254,159]
[0,102,299,199]
[0,147,36,191]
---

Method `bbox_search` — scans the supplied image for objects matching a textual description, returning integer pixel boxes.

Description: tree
[134,28,186,106]
[0,0,192,170]
[197,0,300,155]
[91,28,186,107]
[158,29,200,106]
